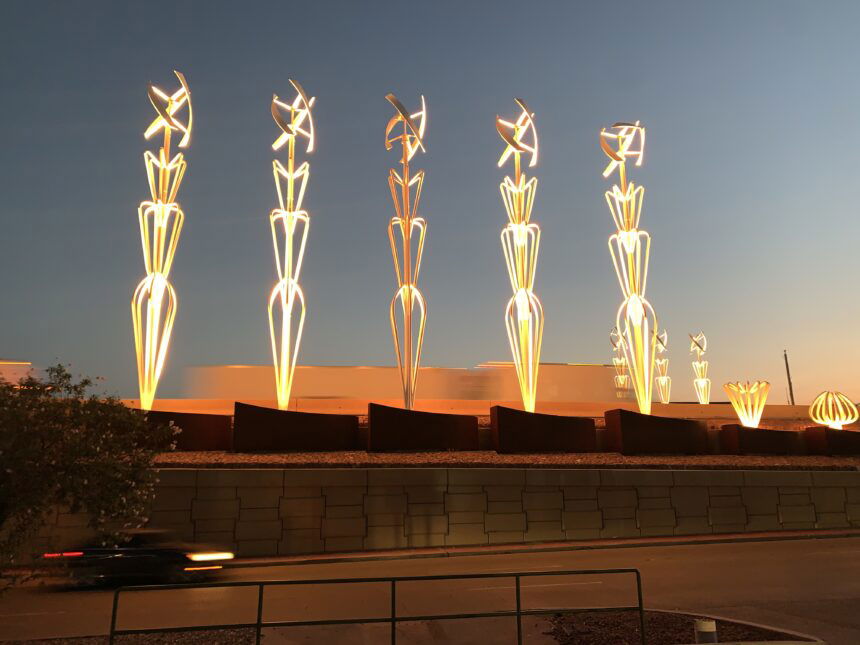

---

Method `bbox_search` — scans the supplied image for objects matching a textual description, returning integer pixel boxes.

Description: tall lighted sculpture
[654,329,671,404]
[690,332,711,404]
[385,94,428,410]
[600,122,656,414]
[724,381,771,428]
[610,327,629,395]
[496,99,544,412]
[810,391,859,429]
[132,71,192,411]
[267,80,315,410]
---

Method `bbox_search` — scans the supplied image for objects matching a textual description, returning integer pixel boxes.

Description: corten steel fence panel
[109,568,646,645]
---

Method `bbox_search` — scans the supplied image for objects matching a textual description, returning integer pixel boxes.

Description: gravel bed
[545,609,814,643]
[155,450,860,470]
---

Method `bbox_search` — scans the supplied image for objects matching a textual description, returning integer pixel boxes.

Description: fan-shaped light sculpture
[809,391,859,430]
[267,80,315,410]
[132,71,192,411]
[496,99,544,412]
[724,380,770,428]
[654,329,671,404]
[600,122,657,414]
[690,331,711,405]
[385,94,428,410]
[610,327,630,396]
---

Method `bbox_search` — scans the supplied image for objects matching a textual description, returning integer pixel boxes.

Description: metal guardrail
[109,567,645,645]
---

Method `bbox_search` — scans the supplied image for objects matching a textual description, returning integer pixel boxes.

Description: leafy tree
[0,365,176,569]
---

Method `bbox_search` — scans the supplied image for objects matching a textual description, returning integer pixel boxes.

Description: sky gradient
[1,1,859,403]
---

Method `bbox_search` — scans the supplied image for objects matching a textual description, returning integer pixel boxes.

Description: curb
[648,608,823,644]
[225,528,860,570]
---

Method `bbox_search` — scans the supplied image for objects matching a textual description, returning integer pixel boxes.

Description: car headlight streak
[496,99,543,413]
[267,80,315,411]
[724,380,771,428]
[132,71,192,411]
[385,94,428,410]
[600,122,656,415]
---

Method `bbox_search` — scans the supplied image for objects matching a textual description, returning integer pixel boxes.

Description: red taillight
[42,551,83,558]
[42,553,61,558]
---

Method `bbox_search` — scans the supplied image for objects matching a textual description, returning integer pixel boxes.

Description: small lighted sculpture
[267,80,315,410]
[600,122,657,414]
[132,71,192,411]
[689,331,711,405]
[809,391,859,429]
[385,94,428,410]
[496,99,544,412]
[724,381,771,428]
[610,327,629,395]
[654,329,671,404]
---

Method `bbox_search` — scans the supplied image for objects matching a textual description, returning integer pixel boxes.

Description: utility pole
[783,349,796,405]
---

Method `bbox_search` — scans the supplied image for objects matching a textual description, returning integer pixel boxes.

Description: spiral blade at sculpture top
[390,285,427,410]
[132,273,177,411]
[617,294,657,415]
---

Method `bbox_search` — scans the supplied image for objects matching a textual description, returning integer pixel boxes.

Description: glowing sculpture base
[367,403,478,452]
[718,424,804,456]
[490,406,596,454]
[232,402,359,452]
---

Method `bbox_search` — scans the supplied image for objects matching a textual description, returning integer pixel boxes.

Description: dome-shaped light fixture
[809,391,858,430]
[723,381,770,428]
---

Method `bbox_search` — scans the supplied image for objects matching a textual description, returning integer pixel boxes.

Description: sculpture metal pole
[385,94,428,410]
[655,329,671,404]
[600,122,657,414]
[268,80,315,410]
[690,331,711,404]
[132,71,192,411]
[610,327,630,397]
[496,100,544,412]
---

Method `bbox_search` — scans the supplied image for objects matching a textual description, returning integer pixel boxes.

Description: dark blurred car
[40,528,234,586]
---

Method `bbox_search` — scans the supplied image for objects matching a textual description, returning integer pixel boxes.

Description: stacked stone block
[30,468,860,558]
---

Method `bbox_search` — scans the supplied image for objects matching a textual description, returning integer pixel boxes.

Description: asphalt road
[2,536,859,643]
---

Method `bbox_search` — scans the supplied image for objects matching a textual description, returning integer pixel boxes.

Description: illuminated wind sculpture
[689,332,711,404]
[654,330,671,404]
[385,94,428,410]
[132,71,192,411]
[267,80,315,410]
[610,327,629,395]
[724,381,771,428]
[600,122,656,414]
[496,100,544,412]
[809,391,859,430]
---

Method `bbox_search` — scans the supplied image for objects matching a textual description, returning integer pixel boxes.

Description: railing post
[515,575,522,645]
[255,583,265,645]
[635,570,646,645]
[390,579,397,645]
[108,588,121,645]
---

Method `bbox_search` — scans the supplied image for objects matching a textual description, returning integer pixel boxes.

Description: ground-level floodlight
[809,391,859,430]
[610,327,630,397]
[724,380,771,428]
[600,121,657,415]
[690,331,711,404]
[132,71,192,411]
[267,80,315,411]
[385,94,428,410]
[496,99,544,412]
[654,329,671,404]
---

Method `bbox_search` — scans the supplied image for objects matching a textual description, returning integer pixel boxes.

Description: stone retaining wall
[36,468,860,557]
